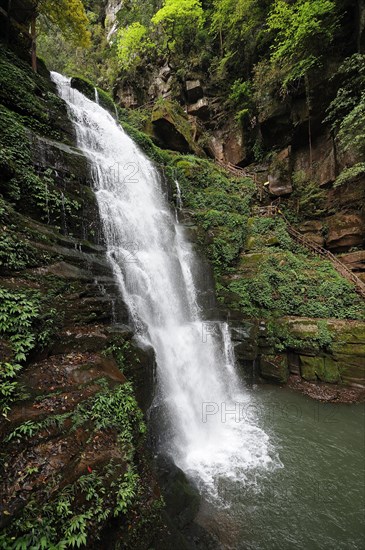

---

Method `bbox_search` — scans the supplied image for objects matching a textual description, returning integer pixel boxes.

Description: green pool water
[197,385,365,550]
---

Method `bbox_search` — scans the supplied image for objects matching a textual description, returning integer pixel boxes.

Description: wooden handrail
[282,215,365,299]
[214,158,256,179]
[242,203,365,298]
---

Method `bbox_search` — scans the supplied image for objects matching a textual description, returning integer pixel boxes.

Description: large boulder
[187,97,209,120]
[151,99,198,153]
[259,354,289,383]
[185,79,204,103]
[224,127,246,165]
[299,355,341,383]
[325,213,365,251]
[268,147,292,196]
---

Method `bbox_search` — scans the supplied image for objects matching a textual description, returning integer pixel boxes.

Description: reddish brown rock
[339,250,365,273]
[326,176,365,212]
[325,213,365,251]
[297,220,325,246]
[224,128,246,166]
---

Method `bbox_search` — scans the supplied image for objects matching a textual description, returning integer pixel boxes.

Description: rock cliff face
[0,42,173,547]
[0,29,218,545]
[108,0,364,274]
[230,317,365,390]
[105,0,365,394]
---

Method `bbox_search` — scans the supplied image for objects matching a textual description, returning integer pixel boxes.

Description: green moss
[121,121,163,162]
[286,170,326,221]
[71,75,116,115]
[0,106,82,227]
[226,251,365,320]
[0,232,43,273]
[260,354,289,383]
[323,356,341,383]
[0,47,66,141]
[299,354,340,383]
[171,155,255,275]
[299,356,324,381]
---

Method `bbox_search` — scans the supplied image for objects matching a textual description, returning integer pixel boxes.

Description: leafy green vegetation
[266,318,334,353]
[38,11,118,89]
[267,0,338,90]
[226,251,364,320]
[325,54,365,133]
[37,0,91,48]
[173,156,255,274]
[1,379,148,547]
[0,287,58,416]
[117,22,153,72]
[0,233,40,273]
[334,163,365,188]
[0,464,139,549]
[0,103,81,228]
[0,288,39,416]
[288,170,326,220]
[151,0,205,56]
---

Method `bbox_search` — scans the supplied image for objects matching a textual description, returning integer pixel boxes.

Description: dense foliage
[38,0,91,47]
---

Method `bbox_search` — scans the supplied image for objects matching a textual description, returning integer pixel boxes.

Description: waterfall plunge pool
[195,384,364,550]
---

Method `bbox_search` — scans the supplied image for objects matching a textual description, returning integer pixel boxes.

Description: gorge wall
[0,35,207,548]
[1,0,365,546]
[104,0,365,394]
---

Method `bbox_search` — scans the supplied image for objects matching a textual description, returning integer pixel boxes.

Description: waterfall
[174,179,183,210]
[94,87,99,104]
[52,73,279,497]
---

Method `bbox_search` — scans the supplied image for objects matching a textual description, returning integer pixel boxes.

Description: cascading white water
[52,73,279,496]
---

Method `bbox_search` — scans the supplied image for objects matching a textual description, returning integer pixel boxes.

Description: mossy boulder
[336,355,365,387]
[299,355,341,383]
[70,76,116,116]
[259,354,289,383]
[151,99,200,154]
[299,355,323,381]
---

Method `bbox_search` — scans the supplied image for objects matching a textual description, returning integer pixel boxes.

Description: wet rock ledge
[0,44,173,548]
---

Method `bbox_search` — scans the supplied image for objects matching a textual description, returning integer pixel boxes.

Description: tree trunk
[305,73,313,175]
[31,16,37,72]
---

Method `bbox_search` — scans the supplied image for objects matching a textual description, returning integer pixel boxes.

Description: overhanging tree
[151,0,205,62]
[267,0,339,170]
[31,0,91,71]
